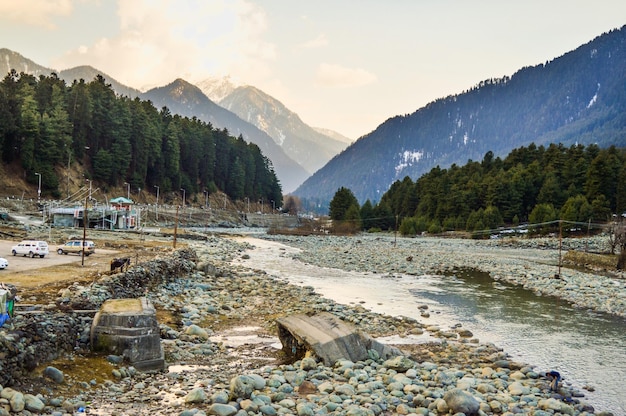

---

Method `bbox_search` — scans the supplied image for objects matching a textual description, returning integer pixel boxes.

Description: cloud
[0,0,73,29]
[53,0,276,90]
[299,33,328,49]
[315,63,377,88]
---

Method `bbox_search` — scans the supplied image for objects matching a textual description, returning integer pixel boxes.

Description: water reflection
[410,268,626,414]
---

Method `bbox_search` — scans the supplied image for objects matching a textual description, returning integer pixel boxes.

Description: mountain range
[2,25,625,206]
[0,49,350,193]
[294,25,626,206]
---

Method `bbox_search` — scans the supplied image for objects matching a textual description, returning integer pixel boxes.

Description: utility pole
[82,194,88,267]
[154,185,159,221]
[557,220,562,278]
[394,214,398,247]
[86,179,92,200]
[67,150,71,199]
[173,205,179,249]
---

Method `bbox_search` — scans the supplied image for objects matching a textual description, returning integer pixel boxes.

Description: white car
[11,240,49,258]
[0,257,7,269]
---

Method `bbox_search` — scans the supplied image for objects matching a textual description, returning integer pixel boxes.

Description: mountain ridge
[141,79,309,193]
[218,85,348,173]
[293,25,626,206]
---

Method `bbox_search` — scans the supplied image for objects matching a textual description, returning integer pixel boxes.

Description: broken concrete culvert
[90,297,165,371]
[275,312,403,366]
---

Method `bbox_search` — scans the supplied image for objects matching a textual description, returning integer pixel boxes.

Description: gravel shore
[1,232,619,415]
[262,233,626,318]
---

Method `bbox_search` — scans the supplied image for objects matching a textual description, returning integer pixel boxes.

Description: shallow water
[233,236,626,415]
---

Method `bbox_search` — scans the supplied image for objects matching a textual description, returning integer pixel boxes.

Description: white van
[11,240,49,258]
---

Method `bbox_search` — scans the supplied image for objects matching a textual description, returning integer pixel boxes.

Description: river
[231,236,626,415]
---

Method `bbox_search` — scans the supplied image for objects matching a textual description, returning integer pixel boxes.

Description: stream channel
[230,235,626,415]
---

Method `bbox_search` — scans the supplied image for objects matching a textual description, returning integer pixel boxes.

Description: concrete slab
[276,312,402,366]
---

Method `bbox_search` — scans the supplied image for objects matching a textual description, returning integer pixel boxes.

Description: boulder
[229,375,256,399]
[383,356,416,372]
[443,388,480,415]
[43,366,64,384]
[185,387,207,403]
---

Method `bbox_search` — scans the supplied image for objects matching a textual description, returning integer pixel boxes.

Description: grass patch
[563,250,618,271]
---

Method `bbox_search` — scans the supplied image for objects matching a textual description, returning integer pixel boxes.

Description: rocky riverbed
[0,232,619,415]
[261,234,626,319]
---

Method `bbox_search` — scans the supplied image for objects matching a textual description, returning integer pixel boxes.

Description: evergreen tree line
[296,26,626,205]
[0,70,282,206]
[329,143,626,235]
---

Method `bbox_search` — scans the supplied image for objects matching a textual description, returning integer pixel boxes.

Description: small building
[50,197,140,230]
[51,207,82,228]
[109,197,139,229]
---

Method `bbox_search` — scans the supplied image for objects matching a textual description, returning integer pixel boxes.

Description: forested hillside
[0,71,282,205]
[142,79,309,193]
[336,143,626,235]
[295,25,626,207]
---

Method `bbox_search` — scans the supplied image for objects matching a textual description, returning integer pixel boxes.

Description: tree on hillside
[560,195,593,223]
[529,203,559,234]
[360,199,375,230]
[329,187,359,221]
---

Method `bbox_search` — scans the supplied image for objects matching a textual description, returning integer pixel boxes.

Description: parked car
[0,257,7,269]
[11,240,49,258]
[57,240,96,256]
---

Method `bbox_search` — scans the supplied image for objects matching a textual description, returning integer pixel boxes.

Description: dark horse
[110,257,131,273]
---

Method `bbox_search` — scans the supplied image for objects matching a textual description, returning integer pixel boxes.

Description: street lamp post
[154,185,159,220]
[35,172,41,201]
[124,182,130,200]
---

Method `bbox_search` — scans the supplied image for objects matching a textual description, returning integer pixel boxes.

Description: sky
[1,1,625,140]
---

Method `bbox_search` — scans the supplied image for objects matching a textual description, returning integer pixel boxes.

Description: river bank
[0,232,616,415]
[235,233,625,415]
[259,233,626,319]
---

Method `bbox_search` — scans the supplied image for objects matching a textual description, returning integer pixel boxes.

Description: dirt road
[1,240,119,269]
[0,239,121,292]
[0,227,177,309]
